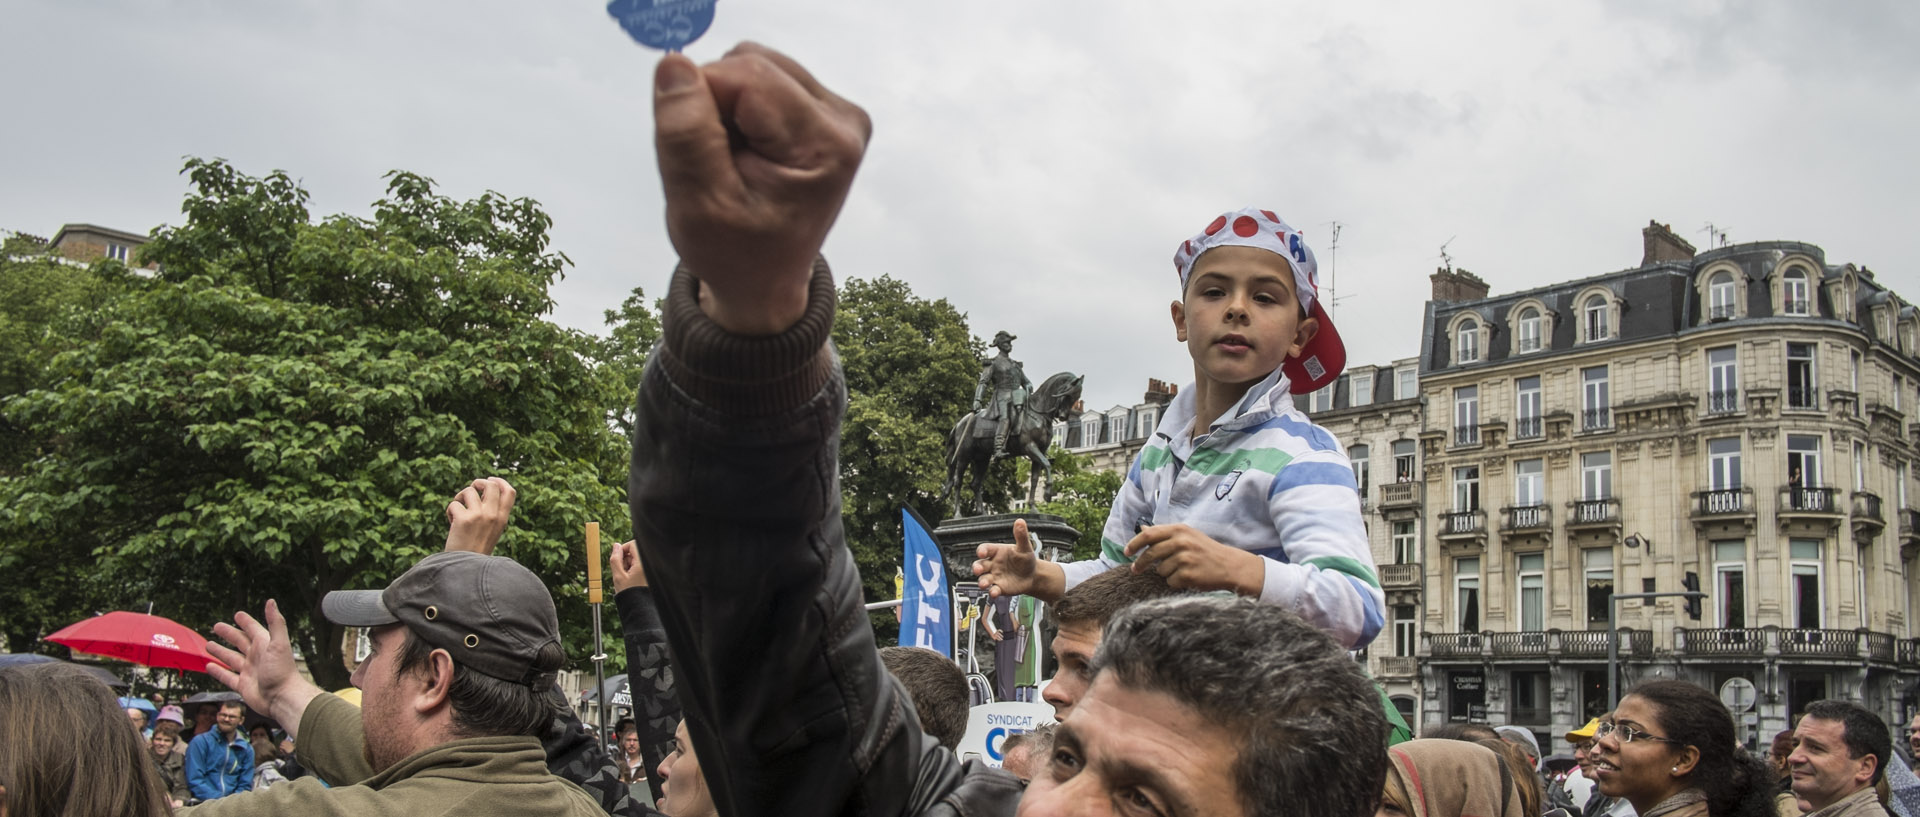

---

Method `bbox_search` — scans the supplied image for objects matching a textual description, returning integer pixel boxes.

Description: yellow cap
[1565,717,1600,743]
[332,687,363,708]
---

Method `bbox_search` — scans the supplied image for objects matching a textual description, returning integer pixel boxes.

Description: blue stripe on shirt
[1268,462,1360,498]
[1349,575,1385,643]
[1249,545,1291,564]
[1275,415,1343,453]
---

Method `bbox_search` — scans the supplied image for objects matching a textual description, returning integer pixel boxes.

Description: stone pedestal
[930,513,1080,587]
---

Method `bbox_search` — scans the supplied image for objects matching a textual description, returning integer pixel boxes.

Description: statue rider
[974,331,1034,455]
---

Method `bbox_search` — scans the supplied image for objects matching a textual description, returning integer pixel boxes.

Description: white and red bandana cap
[1172,206,1346,395]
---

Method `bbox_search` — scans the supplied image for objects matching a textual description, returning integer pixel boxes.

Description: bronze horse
[938,371,1084,517]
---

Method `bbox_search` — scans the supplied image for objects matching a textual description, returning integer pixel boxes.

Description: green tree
[0,238,132,655]
[1023,447,1125,562]
[0,160,637,687]
[591,286,662,438]
[832,276,1014,639]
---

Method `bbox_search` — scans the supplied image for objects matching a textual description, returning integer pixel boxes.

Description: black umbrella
[182,690,244,704]
[0,653,128,688]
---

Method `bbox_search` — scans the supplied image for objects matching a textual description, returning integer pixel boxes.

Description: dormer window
[1782,268,1810,315]
[1583,295,1610,342]
[1457,318,1481,363]
[1708,271,1737,320]
[1515,308,1542,353]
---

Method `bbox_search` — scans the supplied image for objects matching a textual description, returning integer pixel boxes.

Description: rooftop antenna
[1323,221,1351,320]
[1701,223,1730,249]
[1436,236,1457,273]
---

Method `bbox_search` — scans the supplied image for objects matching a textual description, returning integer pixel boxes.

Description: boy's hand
[610,540,649,593]
[654,43,872,335]
[1124,524,1266,598]
[973,518,1067,602]
[444,477,516,555]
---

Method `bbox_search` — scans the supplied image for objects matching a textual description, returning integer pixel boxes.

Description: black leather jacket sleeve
[614,585,679,804]
[628,260,942,817]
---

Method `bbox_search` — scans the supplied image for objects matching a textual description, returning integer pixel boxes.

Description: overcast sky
[6,1,1918,413]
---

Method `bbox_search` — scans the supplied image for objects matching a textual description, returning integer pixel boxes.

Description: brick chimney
[1429,268,1490,303]
[1143,378,1177,406]
[1641,220,1696,266]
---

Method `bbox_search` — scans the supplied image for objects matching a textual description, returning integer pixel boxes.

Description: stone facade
[1297,357,1427,726]
[1414,223,1920,752]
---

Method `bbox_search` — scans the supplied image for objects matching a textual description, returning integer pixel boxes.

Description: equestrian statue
[938,331,1083,517]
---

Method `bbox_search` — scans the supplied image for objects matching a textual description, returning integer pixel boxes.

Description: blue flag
[902,507,952,658]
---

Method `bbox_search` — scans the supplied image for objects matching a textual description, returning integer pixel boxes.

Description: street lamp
[1608,589,1708,708]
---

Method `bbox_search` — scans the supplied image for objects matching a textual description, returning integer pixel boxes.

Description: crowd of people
[2,41,1917,817]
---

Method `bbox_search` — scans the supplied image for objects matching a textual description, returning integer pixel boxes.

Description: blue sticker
[607,0,716,53]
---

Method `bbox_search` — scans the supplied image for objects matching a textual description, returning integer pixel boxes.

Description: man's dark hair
[615,717,638,738]
[1051,566,1180,629]
[1803,699,1891,786]
[395,629,562,739]
[1093,596,1388,817]
[878,646,970,752]
[218,701,245,715]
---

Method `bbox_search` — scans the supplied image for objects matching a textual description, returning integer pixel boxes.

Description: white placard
[957,701,1055,767]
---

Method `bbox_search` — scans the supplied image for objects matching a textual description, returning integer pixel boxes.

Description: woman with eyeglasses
[1590,680,1774,817]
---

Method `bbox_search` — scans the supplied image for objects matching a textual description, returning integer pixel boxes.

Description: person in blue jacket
[185,701,253,800]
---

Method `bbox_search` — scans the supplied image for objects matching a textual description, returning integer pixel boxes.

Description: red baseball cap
[1172,207,1346,394]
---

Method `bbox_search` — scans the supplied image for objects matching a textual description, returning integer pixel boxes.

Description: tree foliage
[1022,447,1124,562]
[0,160,642,686]
[831,276,1019,639]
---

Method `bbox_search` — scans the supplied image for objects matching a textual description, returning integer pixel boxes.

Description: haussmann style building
[1413,220,1920,749]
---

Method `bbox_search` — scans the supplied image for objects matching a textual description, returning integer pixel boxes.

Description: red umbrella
[46,611,226,674]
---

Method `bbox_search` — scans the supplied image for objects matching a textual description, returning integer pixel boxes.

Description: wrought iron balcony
[1582,407,1612,431]
[1854,492,1886,541]
[1555,629,1651,659]
[1489,631,1549,657]
[1675,628,1764,658]
[1707,390,1740,415]
[1426,629,1651,661]
[1503,504,1551,532]
[1424,632,1483,658]
[1783,299,1809,316]
[1781,629,1861,660]
[1779,485,1838,514]
[1709,303,1738,321]
[1788,385,1820,410]
[1512,416,1543,440]
[1853,491,1884,523]
[1678,627,1901,665]
[1692,487,1754,518]
[1453,425,1480,447]
[1440,509,1486,537]
[1566,497,1620,530]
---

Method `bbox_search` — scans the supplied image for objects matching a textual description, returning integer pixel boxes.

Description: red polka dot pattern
[1232,216,1258,237]
[1205,216,1227,236]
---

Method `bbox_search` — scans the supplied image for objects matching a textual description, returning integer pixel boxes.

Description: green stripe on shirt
[1101,536,1132,564]
[1187,445,1294,477]
[1305,555,1382,588]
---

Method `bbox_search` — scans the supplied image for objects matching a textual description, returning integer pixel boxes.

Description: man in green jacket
[181,550,606,817]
